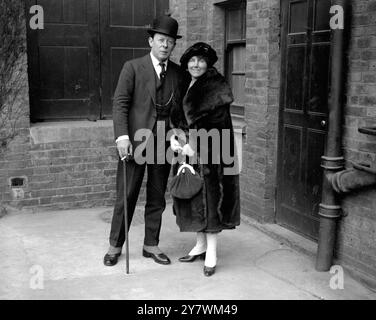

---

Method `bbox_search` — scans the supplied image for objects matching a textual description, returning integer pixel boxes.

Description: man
[103,15,182,266]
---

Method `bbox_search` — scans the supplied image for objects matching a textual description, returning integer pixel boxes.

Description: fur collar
[170,68,233,129]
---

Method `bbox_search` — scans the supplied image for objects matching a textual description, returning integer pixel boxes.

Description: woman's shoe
[178,252,206,262]
[203,265,216,277]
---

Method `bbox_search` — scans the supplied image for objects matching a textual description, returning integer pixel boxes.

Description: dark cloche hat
[147,15,182,39]
[180,42,218,69]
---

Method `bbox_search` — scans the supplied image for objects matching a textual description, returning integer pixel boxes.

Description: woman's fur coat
[170,67,240,232]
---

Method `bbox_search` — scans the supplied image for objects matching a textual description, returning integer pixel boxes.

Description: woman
[169,42,240,276]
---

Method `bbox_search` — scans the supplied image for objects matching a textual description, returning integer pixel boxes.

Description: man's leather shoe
[179,252,206,262]
[142,249,171,265]
[103,252,121,266]
[203,265,216,277]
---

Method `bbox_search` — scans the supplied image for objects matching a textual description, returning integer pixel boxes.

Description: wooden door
[27,0,169,121]
[27,0,101,121]
[99,0,169,118]
[276,0,331,240]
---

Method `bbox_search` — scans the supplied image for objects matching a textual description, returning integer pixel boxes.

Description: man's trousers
[109,158,171,247]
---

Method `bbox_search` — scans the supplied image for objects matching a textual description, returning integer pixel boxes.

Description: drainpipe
[315,0,349,271]
[316,0,376,271]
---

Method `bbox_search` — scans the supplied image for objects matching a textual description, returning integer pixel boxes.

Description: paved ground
[0,204,375,300]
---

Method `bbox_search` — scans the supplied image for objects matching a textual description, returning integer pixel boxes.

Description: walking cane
[122,157,129,274]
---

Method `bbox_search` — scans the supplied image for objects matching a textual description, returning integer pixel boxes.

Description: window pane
[232,46,245,73]
[227,9,243,40]
[232,75,246,105]
[224,2,246,117]
[242,6,246,39]
[227,45,245,106]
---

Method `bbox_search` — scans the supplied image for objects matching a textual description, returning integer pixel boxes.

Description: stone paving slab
[0,205,375,300]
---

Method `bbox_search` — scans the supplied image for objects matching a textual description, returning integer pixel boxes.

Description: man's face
[149,33,176,62]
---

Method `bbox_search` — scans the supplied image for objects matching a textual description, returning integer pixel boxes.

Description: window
[219,0,246,118]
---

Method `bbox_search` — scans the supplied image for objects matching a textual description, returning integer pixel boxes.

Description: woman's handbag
[169,162,203,199]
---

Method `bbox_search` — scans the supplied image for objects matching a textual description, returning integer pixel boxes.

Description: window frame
[217,0,246,118]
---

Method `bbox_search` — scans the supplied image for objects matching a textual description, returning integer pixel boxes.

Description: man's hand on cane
[117,138,133,160]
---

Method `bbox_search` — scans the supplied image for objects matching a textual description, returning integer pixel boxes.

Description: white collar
[150,52,169,69]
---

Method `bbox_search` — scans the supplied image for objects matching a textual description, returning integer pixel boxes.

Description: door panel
[289,0,308,33]
[28,0,101,121]
[314,0,331,31]
[309,45,330,113]
[100,0,169,119]
[281,125,304,210]
[306,129,326,217]
[277,0,331,240]
[286,46,306,110]
[38,47,90,100]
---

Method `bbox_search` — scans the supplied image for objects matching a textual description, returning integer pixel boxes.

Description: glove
[170,135,183,153]
[181,144,195,157]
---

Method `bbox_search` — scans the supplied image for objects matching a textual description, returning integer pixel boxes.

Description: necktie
[159,62,166,81]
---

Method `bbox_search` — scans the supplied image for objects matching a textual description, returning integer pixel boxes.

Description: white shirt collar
[150,52,168,69]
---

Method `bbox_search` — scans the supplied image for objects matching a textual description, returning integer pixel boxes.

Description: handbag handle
[177,162,196,176]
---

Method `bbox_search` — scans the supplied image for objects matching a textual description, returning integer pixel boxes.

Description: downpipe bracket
[327,161,376,194]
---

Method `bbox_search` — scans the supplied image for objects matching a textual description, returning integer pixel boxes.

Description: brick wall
[24,123,119,210]
[241,0,280,222]
[2,123,121,210]
[170,0,226,73]
[335,0,376,281]
[169,0,187,63]
[0,2,32,208]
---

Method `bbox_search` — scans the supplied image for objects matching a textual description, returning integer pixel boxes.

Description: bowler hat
[147,15,182,39]
[180,42,218,69]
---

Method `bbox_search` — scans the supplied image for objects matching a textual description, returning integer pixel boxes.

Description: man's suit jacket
[113,54,181,154]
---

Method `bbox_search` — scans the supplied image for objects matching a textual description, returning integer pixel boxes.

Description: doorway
[276,0,331,240]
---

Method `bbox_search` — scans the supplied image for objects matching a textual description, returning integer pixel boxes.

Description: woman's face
[187,55,208,79]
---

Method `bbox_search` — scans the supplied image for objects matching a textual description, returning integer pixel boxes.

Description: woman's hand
[170,135,183,153]
[181,144,195,157]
